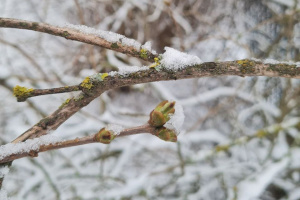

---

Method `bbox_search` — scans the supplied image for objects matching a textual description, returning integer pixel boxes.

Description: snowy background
[0,0,300,199]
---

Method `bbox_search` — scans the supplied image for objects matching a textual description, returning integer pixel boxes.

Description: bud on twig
[148,100,175,127]
[95,128,116,144]
[154,127,177,142]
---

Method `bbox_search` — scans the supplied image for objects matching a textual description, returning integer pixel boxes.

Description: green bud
[95,128,116,144]
[148,100,175,127]
[154,127,177,142]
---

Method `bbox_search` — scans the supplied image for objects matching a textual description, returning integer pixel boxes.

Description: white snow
[160,47,203,71]
[141,41,157,54]
[164,101,185,134]
[236,158,289,200]
[0,166,9,178]
[0,190,8,200]
[271,0,294,7]
[108,65,149,77]
[105,124,124,136]
[263,58,300,67]
[0,66,10,79]
[65,23,142,50]
[0,135,62,161]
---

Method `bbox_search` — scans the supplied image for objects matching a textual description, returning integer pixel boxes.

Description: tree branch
[12,59,300,143]
[13,85,80,102]
[0,17,157,62]
[0,124,156,164]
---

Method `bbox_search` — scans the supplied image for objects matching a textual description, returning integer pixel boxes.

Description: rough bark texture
[0,17,157,62]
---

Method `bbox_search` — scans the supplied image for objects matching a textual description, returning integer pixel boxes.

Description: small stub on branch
[13,85,33,102]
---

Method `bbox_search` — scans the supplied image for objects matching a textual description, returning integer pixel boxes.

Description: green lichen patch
[18,22,29,28]
[80,77,93,90]
[111,43,119,49]
[267,63,299,76]
[62,31,70,38]
[255,130,267,138]
[200,62,227,75]
[59,98,71,109]
[13,85,33,101]
[74,94,85,102]
[237,59,255,74]
[215,145,229,152]
[31,22,39,30]
[140,49,148,59]
[90,73,109,82]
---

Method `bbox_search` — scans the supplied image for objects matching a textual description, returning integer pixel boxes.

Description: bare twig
[0,124,156,164]
[13,85,80,102]
[0,18,157,62]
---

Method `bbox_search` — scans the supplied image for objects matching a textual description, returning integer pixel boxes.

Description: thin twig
[14,85,81,102]
[0,124,155,164]
[0,17,157,62]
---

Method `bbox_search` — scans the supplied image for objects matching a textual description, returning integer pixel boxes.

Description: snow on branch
[234,158,289,200]
[10,53,300,143]
[0,101,184,163]
[13,56,300,102]
[160,47,203,71]
[0,18,157,62]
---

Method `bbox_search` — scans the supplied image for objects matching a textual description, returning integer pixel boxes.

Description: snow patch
[106,124,124,135]
[0,190,8,200]
[0,166,9,178]
[164,102,185,134]
[0,135,62,160]
[65,23,142,50]
[141,41,157,54]
[0,66,10,79]
[108,65,149,77]
[236,158,289,200]
[263,59,300,67]
[161,47,203,71]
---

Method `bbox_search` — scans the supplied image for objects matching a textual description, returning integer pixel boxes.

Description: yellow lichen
[149,57,161,68]
[59,98,71,108]
[236,59,255,74]
[237,59,255,66]
[140,49,148,59]
[80,77,93,90]
[13,85,33,98]
[101,73,109,80]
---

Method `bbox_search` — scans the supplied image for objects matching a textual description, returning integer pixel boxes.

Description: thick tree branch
[12,59,300,102]
[12,59,300,143]
[0,18,157,62]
